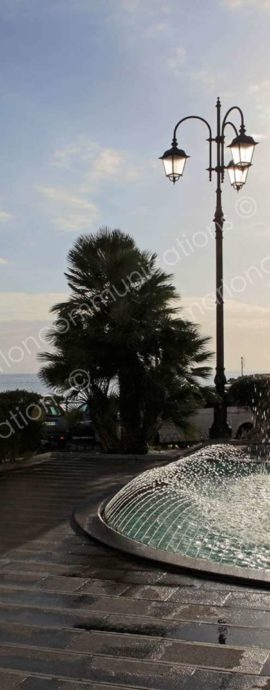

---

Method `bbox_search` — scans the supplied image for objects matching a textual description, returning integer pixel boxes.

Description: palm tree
[39,227,212,453]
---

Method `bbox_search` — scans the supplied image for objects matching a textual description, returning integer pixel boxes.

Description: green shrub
[0,389,42,462]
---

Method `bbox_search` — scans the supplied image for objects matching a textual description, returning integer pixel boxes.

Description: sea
[0,371,257,396]
[0,374,51,395]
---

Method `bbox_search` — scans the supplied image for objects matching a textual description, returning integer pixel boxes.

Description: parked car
[40,398,69,449]
[189,405,254,440]
[68,402,97,445]
[157,406,254,446]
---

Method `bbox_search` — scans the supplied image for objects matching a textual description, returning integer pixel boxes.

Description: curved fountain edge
[71,492,270,589]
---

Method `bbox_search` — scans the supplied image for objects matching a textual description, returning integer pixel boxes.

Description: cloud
[38,186,100,232]
[38,186,95,210]
[223,0,270,9]
[54,213,99,231]
[92,148,126,178]
[119,0,143,11]
[0,292,67,322]
[191,70,218,95]
[182,296,270,370]
[51,140,97,169]
[51,141,139,189]
[166,47,186,76]
[0,257,8,265]
[0,210,13,222]
[248,80,270,95]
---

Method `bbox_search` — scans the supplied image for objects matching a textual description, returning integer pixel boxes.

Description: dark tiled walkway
[0,453,269,689]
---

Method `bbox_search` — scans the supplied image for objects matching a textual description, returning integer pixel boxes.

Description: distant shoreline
[0,374,51,395]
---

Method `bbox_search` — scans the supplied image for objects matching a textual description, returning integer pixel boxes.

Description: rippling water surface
[104,445,270,571]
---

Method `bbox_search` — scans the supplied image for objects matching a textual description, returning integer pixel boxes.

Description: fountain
[73,443,270,585]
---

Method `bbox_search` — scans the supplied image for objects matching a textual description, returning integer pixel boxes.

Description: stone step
[0,574,129,596]
[20,677,139,690]
[0,643,194,689]
[0,623,268,674]
[0,603,270,649]
[2,668,270,690]
[0,639,268,688]
[0,587,270,629]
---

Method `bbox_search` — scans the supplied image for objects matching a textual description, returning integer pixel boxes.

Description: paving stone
[169,588,231,606]
[88,594,177,618]
[123,584,178,601]
[228,592,270,610]
[0,572,45,588]
[89,567,126,580]
[158,640,268,674]
[36,576,89,593]
[0,558,11,567]
[158,572,203,587]
[21,679,137,690]
[119,569,164,585]
[75,613,182,638]
[189,668,270,689]
[76,579,130,596]
[169,604,270,628]
[0,587,98,611]
[0,562,92,577]
[0,670,27,688]
[0,603,110,630]
[89,654,194,689]
[261,656,270,676]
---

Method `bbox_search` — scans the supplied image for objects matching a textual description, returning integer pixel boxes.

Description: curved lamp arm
[222,105,245,135]
[173,115,213,181]
[221,121,239,178]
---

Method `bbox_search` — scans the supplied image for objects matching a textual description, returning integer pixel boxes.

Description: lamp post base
[209,402,232,440]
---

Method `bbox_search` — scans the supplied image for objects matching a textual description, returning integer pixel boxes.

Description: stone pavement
[0,452,269,689]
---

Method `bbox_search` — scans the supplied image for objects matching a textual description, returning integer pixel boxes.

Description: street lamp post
[160,97,257,439]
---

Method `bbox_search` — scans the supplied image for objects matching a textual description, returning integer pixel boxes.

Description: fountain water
[103,444,270,577]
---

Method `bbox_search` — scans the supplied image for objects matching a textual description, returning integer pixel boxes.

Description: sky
[0,0,270,377]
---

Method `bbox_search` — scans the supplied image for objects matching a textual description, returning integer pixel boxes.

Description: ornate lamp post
[160,98,257,438]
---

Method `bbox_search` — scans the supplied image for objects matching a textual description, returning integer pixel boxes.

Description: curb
[0,452,53,475]
[0,443,205,476]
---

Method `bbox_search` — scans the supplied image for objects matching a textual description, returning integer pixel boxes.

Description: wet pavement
[0,452,269,689]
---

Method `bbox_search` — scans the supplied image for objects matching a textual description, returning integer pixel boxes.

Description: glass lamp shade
[160,144,189,183]
[227,160,250,191]
[228,132,258,166]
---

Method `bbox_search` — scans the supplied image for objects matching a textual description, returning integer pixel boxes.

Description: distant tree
[0,390,42,462]
[39,228,212,453]
[228,375,270,411]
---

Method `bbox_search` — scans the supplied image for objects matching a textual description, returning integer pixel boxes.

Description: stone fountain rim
[72,491,270,589]
[71,443,270,588]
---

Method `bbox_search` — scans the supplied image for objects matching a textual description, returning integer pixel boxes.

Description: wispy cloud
[191,70,216,94]
[38,186,99,232]
[51,140,97,169]
[182,297,270,369]
[54,213,99,231]
[223,0,270,9]
[0,292,67,322]
[119,0,143,12]
[51,141,139,186]
[38,186,97,211]
[0,210,13,222]
[248,80,270,95]
[166,47,186,76]
[0,257,8,265]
